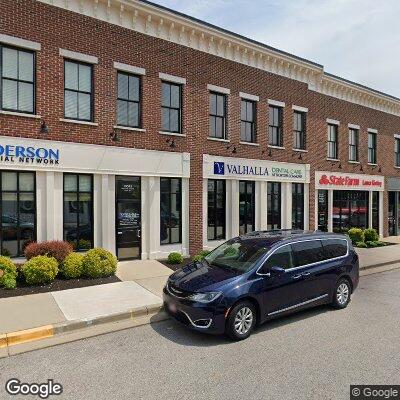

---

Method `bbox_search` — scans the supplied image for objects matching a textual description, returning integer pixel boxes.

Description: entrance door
[116,176,141,260]
[388,191,397,236]
[239,181,255,235]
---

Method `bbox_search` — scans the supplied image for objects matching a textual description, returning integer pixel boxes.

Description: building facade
[1,0,400,259]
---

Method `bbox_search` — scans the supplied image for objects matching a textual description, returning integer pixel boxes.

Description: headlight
[187,292,222,303]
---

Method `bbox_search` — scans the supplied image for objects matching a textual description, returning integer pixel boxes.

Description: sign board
[315,171,384,191]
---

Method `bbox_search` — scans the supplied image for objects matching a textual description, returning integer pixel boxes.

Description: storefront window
[239,181,255,235]
[207,180,226,241]
[317,190,328,232]
[388,192,397,236]
[267,182,281,230]
[292,183,304,230]
[160,178,182,244]
[63,174,93,251]
[372,191,379,232]
[0,172,36,257]
[332,191,369,233]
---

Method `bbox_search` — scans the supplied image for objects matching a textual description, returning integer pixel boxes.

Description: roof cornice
[37,0,400,116]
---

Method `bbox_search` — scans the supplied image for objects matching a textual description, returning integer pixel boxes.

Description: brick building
[0,0,399,260]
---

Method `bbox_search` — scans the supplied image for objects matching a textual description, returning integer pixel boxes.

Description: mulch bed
[159,258,192,272]
[0,275,120,299]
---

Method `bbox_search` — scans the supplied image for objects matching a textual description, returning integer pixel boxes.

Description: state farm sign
[315,171,384,191]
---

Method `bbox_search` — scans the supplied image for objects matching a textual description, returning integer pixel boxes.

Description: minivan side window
[261,245,294,273]
[322,239,348,259]
[292,240,325,267]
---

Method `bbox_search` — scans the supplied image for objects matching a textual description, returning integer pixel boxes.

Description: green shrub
[348,228,364,244]
[22,256,58,285]
[376,241,387,247]
[82,248,117,278]
[192,250,211,262]
[355,241,367,248]
[61,253,84,279]
[167,252,184,264]
[0,256,17,289]
[364,228,379,242]
[365,241,378,248]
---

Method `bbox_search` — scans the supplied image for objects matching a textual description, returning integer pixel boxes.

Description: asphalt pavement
[1,269,399,400]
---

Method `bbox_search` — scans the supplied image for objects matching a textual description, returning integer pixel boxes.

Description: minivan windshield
[204,238,270,273]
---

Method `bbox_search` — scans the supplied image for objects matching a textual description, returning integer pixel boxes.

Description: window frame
[348,128,359,162]
[161,81,183,134]
[267,182,281,230]
[239,180,255,235]
[240,99,257,143]
[0,44,36,114]
[292,183,304,230]
[396,138,400,167]
[327,124,338,159]
[63,173,94,252]
[293,111,306,150]
[268,105,283,147]
[116,71,141,128]
[368,131,377,164]
[209,91,227,139]
[64,59,94,122]
[207,179,226,241]
[160,177,182,245]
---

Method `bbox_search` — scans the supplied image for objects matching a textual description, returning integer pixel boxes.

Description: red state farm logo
[319,174,360,187]
[319,174,330,185]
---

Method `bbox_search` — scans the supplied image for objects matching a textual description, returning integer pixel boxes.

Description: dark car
[163,230,359,340]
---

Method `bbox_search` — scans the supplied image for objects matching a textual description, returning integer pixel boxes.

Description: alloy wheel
[336,283,349,305]
[234,306,253,335]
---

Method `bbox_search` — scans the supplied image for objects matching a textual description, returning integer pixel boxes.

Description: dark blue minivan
[163,230,359,340]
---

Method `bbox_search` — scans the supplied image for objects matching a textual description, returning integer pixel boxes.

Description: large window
[117,72,141,128]
[349,128,359,162]
[240,99,256,143]
[0,172,36,257]
[161,82,182,133]
[333,190,369,233]
[63,174,93,251]
[262,244,294,272]
[209,92,226,139]
[368,132,377,164]
[317,190,328,232]
[239,181,255,235]
[267,182,281,230]
[372,191,379,232]
[293,111,306,150]
[292,183,304,230]
[269,106,283,147]
[396,138,400,167]
[207,180,226,241]
[292,240,325,267]
[160,178,182,244]
[327,124,338,159]
[1,46,35,113]
[64,60,93,121]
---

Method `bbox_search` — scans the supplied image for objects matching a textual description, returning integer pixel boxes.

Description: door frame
[115,175,142,260]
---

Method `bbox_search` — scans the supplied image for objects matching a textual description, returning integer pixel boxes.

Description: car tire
[226,301,256,341]
[332,278,351,309]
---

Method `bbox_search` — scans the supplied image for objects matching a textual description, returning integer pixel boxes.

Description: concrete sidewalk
[356,243,400,269]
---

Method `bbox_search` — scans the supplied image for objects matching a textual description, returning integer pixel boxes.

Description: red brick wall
[1,0,399,252]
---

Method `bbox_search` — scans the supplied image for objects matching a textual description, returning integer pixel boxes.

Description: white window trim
[348,123,360,130]
[368,128,378,133]
[239,141,259,146]
[60,118,98,126]
[207,137,230,143]
[59,48,98,64]
[159,72,186,85]
[268,99,285,107]
[114,126,146,132]
[0,34,41,51]
[292,105,308,113]
[239,92,259,102]
[394,134,400,140]
[159,131,186,137]
[326,118,340,126]
[207,84,230,95]
[0,110,41,119]
[113,62,146,76]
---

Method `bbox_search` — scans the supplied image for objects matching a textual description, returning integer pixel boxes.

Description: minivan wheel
[226,301,256,341]
[332,279,351,309]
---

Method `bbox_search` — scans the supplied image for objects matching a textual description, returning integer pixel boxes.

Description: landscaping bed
[160,258,192,271]
[160,250,211,271]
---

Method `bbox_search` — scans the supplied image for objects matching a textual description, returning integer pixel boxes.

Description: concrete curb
[360,260,400,271]
[0,303,165,358]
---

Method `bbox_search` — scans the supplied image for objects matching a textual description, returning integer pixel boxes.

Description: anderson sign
[0,144,60,165]
[315,171,384,191]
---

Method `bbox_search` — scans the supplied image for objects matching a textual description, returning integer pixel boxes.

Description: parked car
[163,230,359,340]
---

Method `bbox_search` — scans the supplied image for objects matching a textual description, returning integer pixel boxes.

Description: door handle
[137,229,141,238]
[302,272,311,277]
[293,274,303,279]
[117,231,123,235]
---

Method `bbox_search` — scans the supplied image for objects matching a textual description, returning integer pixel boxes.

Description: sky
[149,0,400,98]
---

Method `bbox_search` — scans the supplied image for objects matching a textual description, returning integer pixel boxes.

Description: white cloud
[153,0,400,97]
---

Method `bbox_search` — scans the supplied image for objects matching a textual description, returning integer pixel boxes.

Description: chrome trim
[166,282,188,299]
[267,294,329,316]
[179,310,213,329]
[256,237,349,276]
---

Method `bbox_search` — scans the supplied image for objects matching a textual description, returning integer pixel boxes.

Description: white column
[255,181,261,231]
[53,172,63,241]
[140,176,149,259]
[202,179,208,247]
[379,191,384,238]
[148,177,160,259]
[328,189,334,232]
[181,178,190,257]
[225,180,233,239]
[368,191,373,229]
[282,182,292,229]
[231,180,239,237]
[45,172,55,240]
[36,172,47,242]
[93,174,102,248]
[101,174,116,254]
[259,181,267,230]
[304,183,310,230]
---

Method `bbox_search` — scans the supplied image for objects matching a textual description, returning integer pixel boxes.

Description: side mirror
[270,266,286,276]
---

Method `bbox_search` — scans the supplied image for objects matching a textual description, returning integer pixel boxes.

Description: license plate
[168,303,178,313]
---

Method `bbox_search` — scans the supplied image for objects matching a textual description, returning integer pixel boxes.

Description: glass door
[317,190,328,232]
[239,181,255,235]
[115,176,141,260]
[388,191,397,236]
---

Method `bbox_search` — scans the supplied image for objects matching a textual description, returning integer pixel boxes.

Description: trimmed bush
[167,252,184,264]
[25,241,73,264]
[364,228,379,242]
[22,256,58,285]
[365,241,378,248]
[0,256,17,289]
[376,241,387,247]
[82,248,117,278]
[61,253,84,279]
[192,250,211,262]
[355,241,367,248]
[348,228,364,244]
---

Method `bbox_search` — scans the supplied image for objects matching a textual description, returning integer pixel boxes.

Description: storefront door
[317,190,328,232]
[239,181,255,235]
[115,176,141,260]
[388,191,397,236]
